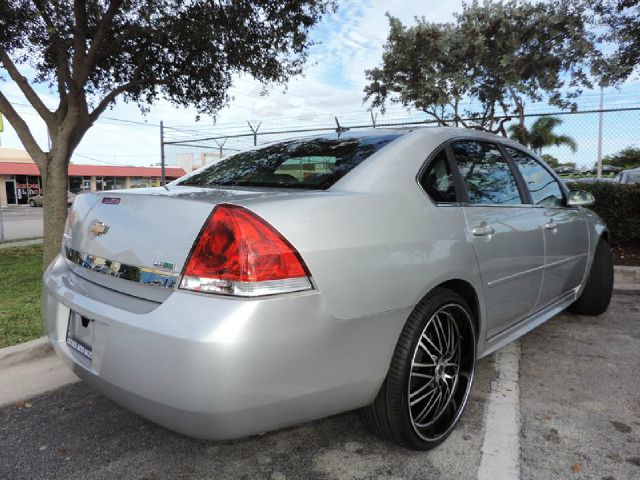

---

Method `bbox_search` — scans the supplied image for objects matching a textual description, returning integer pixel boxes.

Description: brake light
[180,204,312,296]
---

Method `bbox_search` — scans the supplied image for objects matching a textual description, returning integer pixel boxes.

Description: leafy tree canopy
[603,146,640,169]
[541,154,576,170]
[541,154,560,169]
[364,0,594,135]
[591,0,640,83]
[0,0,335,264]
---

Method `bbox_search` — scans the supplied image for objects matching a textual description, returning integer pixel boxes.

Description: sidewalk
[0,238,43,249]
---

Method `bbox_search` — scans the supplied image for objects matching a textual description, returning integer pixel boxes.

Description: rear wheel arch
[436,279,481,342]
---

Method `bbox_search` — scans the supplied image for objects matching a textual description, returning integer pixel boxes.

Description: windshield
[177,133,402,189]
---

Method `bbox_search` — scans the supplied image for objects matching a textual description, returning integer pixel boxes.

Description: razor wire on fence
[161,107,640,178]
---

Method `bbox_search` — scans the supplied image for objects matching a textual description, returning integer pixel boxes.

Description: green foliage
[602,146,640,169]
[364,0,594,135]
[0,1,335,116]
[508,116,577,154]
[566,182,640,247]
[592,1,640,83]
[0,244,43,347]
[541,154,560,168]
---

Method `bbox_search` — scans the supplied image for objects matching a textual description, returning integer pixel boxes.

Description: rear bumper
[43,255,408,439]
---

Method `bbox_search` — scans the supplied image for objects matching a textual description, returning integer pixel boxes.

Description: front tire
[569,238,613,315]
[29,199,36,207]
[360,288,476,450]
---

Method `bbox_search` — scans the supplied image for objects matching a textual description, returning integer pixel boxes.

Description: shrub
[566,182,640,247]
[603,146,640,170]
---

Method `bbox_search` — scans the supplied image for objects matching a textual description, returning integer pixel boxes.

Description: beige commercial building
[0,147,186,206]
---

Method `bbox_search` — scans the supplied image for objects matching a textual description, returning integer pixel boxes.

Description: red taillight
[180,204,312,296]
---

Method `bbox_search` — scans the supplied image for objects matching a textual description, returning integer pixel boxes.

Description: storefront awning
[0,162,186,178]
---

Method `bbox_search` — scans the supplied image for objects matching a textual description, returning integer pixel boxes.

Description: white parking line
[477,341,521,480]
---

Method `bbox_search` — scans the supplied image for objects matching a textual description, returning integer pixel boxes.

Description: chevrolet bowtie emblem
[90,221,110,237]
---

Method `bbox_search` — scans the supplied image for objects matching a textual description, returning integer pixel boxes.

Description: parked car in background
[615,167,640,184]
[29,191,76,207]
[554,165,575,175]
[586,165,621,175]
[44,128,613,451]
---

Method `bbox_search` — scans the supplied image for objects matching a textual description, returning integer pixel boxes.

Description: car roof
[303,126,528,150]
[330,126,536,194]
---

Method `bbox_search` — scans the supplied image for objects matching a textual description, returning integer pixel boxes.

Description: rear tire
[360,287,476,450]
[29,200,36,207]
[568,238,613,316]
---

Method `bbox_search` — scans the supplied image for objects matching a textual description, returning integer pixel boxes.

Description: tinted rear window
[177,134,402,189]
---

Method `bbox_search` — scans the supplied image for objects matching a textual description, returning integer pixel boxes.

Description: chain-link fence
[161,107,640,177]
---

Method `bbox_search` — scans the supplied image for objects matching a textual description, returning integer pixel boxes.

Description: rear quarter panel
[243,174,483,324]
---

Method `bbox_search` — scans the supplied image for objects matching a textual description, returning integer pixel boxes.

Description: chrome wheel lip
[407,302,476,443]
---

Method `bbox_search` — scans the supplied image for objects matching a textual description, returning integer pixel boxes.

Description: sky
[1,0,639,170]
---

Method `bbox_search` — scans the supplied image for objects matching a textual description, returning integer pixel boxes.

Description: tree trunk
[41,149,70,267]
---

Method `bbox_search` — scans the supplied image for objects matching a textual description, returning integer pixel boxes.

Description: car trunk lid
[63,185,305,302]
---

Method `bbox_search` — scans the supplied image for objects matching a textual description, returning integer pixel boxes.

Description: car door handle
[544,221,559,232]
[471,224,495,237]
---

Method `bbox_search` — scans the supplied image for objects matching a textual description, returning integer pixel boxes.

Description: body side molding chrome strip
[487,253,588,288]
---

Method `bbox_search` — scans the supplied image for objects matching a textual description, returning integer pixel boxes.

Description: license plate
[66,311,94,360]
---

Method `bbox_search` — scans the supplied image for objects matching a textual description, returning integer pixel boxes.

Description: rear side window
[177,134,402,189]
[506,147,564,207]
[451,141,522,205]
[420,149,457,203]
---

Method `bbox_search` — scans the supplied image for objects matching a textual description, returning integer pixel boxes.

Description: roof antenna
[335,116,349,135]
[370,111,378,128]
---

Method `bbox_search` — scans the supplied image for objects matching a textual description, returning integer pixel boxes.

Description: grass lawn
[0,244,44,348]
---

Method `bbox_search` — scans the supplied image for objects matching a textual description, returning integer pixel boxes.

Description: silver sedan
[43,127,613,450]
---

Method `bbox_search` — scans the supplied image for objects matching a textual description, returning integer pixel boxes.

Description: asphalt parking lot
[0,206,44,241]
[0,293,638,480]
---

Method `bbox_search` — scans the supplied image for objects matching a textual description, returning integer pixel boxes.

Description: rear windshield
[177,134,402,189]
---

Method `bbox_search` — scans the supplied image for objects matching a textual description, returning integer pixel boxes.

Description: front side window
[420,149,457,203]
[177,133,402,190]
[506,147,564,207]
[451,141,522,205]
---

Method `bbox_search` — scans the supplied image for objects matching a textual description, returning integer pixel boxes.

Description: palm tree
[508,117,577,154]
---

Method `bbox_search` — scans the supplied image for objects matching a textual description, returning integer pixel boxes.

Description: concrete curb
[0,338,79,407]
[0,336,52,369]
[614,265,640,292]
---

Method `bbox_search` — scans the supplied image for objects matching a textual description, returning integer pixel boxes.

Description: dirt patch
[610,421,632,434]
[612,244,640,266]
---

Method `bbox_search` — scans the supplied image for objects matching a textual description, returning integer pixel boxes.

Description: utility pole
[247,121,261,146]
[597,85,604,178]
[0,204,4,243]
[0,111,3,242]
[160,120,166,186]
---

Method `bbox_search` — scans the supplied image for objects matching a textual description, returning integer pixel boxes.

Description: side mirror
[567,189,595,207]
